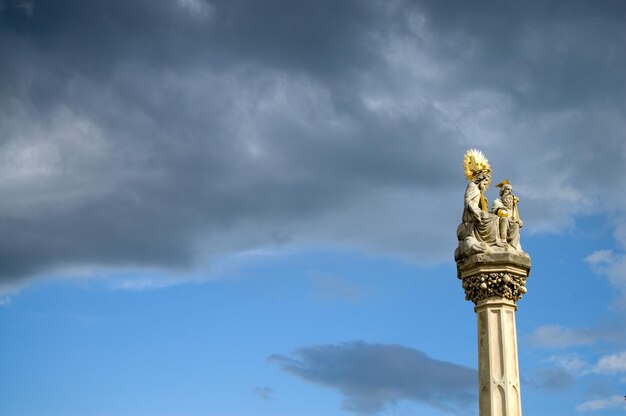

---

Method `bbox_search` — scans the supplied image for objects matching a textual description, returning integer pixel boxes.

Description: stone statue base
[457,252,530,304]
[454,236,526,264]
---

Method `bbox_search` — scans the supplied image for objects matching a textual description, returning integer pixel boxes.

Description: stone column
[457,252,531,416]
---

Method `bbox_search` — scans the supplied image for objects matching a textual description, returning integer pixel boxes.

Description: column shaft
[475,297,521,416]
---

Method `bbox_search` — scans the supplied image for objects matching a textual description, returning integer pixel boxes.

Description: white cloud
[546,353,590,376]
[45,264,216,292]
[0,105,115,218]
[107,270,216,291]
[586,247,626,307]
[594,351,626,373]
[576,395,626,412]
[176,0,214,18]
[527,325,596,349]
[586,249,617,267]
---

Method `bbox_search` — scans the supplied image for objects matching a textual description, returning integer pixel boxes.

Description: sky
[1,0,626,415]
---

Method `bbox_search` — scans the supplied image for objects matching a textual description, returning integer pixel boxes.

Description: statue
[492,180,523,251]
[455,149,527,262]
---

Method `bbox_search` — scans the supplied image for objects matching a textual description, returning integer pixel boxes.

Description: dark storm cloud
[1,0,626,288]
[268,340,476,414]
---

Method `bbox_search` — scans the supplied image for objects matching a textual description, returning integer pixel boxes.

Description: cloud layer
[269,340,476,414]
[1,0,626,288]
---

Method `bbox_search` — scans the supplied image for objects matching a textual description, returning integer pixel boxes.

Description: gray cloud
[1,0,626,288]
[268,340,476,414]
[524,319,626,350]
[576,395,626,412]
[529,366,576,392]
[525,325,598,349]
[310,273,368,302]
[251,386,273,401]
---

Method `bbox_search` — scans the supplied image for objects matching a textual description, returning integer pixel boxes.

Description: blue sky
[2,1,626,415]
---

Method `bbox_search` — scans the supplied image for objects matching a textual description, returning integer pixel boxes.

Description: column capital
[457,252,531,305]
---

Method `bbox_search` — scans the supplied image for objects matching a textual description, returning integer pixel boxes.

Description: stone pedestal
[457,252,531,416]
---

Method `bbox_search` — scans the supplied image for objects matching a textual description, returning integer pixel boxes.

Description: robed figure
[492,181,523,252]
[456,171,502,261]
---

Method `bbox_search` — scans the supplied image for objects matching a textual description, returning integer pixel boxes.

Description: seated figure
[455,171,503,260]
[455,150,503,261]
[492,181,523,252]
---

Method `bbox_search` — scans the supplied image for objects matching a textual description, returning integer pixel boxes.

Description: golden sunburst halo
[463,149,491,182]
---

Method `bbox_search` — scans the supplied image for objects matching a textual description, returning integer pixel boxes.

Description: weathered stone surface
[455,252,530,416]
[457,252,531,278]
[454,150,532,416]
[476,298,522,416]
[457,252,531,305]
[462,272,527,304]
[455,150,528,263]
